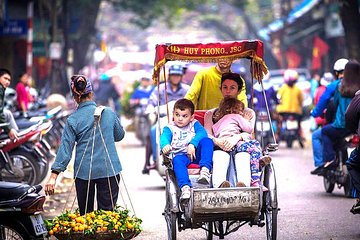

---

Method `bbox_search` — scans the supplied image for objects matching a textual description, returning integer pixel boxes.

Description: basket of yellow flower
[45,206,142,240]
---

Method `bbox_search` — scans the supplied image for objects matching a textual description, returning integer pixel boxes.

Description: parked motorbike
[278,112,304,148]
[319,134,359,197]
[0,181,47,239]
[0,120,51,185]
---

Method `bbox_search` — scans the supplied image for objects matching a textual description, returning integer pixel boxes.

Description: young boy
[160,98,213,200]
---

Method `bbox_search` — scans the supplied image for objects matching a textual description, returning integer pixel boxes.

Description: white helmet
[320,72,334,86]
[333,58,348,72]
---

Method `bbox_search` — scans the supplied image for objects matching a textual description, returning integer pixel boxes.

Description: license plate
[256,121,270,131]
[30,214,48,236]
[286,120,298,130]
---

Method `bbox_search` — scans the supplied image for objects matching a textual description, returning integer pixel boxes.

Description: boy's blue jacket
[160,120,207,156]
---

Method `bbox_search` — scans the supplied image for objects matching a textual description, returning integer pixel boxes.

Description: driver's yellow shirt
[185,66,247,110]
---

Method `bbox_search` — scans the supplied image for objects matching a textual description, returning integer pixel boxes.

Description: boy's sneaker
[180,185,191,201]
[197,167,211,184]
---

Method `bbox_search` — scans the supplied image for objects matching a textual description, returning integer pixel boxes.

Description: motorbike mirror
[266,143,278,152]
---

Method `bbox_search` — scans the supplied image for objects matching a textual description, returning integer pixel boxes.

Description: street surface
[43,120,360,240]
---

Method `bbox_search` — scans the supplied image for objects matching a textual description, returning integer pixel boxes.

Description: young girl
[211,97,270,187]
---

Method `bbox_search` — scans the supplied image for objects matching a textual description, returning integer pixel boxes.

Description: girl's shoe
[219,181,231,188]
[236,181,246,187]
[260,155,272,167]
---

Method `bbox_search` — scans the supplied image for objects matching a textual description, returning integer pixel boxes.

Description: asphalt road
[43,126,360,240]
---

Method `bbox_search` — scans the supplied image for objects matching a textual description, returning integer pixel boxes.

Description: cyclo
[152,40,279,239]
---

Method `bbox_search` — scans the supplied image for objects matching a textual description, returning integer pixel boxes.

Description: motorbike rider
[130,75,154,105]
[130,75,154,145]
[310,72,334,173]
[143,64,190,174]
[319,60,359,171]
[253,72,278,115]
[253,72,278,141]
[310,58,348,174]
[0,68,18,140]
[275,69,304,142]
[344,61,360,214]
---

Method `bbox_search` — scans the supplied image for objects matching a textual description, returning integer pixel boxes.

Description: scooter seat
[0,181,31,202]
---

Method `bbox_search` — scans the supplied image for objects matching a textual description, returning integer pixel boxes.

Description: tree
[339,0,360,62]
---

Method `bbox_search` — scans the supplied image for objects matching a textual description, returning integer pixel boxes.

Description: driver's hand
[8,129,18,141]
[162,145,172,155]
[187,144,196,161]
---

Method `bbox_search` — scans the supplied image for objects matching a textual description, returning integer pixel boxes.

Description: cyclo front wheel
[164,170,177,240]
[263,163,278,240]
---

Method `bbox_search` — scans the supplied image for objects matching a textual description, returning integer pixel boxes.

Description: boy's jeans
[172,138,213,189]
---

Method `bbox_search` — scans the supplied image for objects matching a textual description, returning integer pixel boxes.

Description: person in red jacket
[15,72,32,114]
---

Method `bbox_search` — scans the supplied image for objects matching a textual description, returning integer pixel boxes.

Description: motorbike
[278,112,304,148]
[133,98,151,146]
[0,181,47,239]
[0,120,51,185]
[255,110,275,148]
[320,134,359,197]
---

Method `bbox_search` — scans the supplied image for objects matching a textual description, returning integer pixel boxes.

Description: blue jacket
[332,83,352,129]
[51,101,125,180]
[160,120,207,156]
[311,79,339,117]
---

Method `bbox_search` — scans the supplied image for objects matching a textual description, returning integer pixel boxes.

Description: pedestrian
[0,68,18,140]
[94,73,122,118]
[185,58,247,110]
[44,74,125,215]
[15,72,32,114]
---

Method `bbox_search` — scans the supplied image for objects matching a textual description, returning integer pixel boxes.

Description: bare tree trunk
[72,0,102,73]
[339,0,360,62]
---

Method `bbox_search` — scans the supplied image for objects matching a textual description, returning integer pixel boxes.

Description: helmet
[283,69,299,83]
[333,58,348,72]
[320,72,334,86]
[169,65,184,75]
